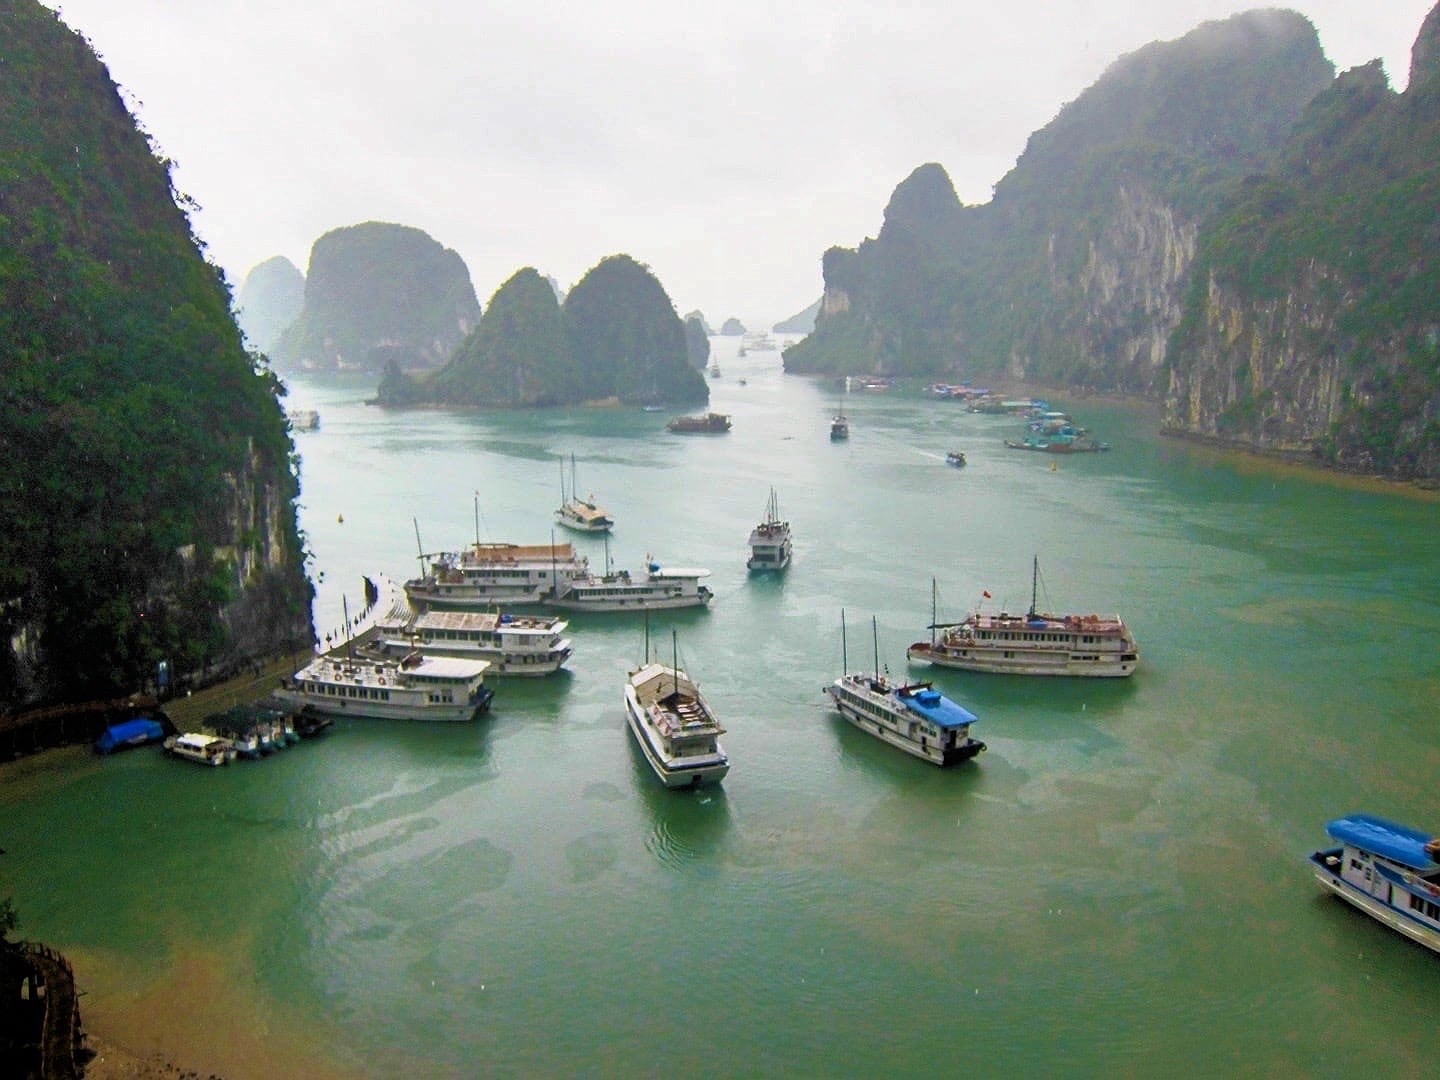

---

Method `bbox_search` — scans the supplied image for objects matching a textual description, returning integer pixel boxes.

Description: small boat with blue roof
[825,613,985,766]
[1309,813,1440,954]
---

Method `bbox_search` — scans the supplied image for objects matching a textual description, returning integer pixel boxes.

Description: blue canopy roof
[1326,813,1439,871]
[897,685,977,730]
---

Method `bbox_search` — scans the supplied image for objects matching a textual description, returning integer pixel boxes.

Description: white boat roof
[649,566,711,579]
[397,655,491,679]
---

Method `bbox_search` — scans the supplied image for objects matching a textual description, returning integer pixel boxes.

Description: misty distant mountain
[773,300,819,334]
[269,221,481,373]
[236,255,304,353]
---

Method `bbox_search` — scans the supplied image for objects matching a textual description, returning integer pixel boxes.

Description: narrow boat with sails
[907,558,1138,677]
[272,651,494,722]
[746,488,792,571]
[1309,813,1440,954]
[624,627,729,789]
[554,452,613,533]
[824,613,986,766]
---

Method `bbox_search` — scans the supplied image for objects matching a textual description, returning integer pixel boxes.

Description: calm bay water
[5,337,1440,1077]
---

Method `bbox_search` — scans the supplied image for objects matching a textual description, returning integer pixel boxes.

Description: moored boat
[164,732,236,766]
[746,488,792,572]
[830,412,849,440]
[1004,428,1109,453]
[555,453,613,533]
[404,541,590,610]
[370,602,572,676]
[624,629,729,789]
[666,412,731,434]
[1309,813,1440,954]
[94,716,167,755]
[272,651,494,723]
[548,560,713,612]
[824,613,985,766]
[907,559,1138,677]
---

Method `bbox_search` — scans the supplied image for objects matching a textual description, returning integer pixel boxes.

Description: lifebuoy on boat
[377,677,386,686]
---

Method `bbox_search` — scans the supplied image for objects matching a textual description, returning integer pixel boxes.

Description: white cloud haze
[41,1,1438,327]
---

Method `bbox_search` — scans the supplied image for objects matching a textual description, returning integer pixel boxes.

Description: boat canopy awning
[897,686,978,729]
[1326,813,1439,871]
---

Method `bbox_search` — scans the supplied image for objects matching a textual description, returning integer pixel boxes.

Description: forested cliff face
[1164,7,1440,477]
[376,255,708,408]
[270,222,482,374]
[0,0,311,706]
[786,10,1334,388]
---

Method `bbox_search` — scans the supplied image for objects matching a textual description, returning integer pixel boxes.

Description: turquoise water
[5,339,1440,1076]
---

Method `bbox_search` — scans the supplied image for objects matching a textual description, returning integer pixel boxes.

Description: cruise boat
[666,412,731,434]
[1309,813,1440,954]
[824,614,986,766]
[164,732,236,766]
[272,651,494,722]
[746,488,792,572]
[547,556,713,612]
[554,453,613,533]
[907,559,1139,677]
[369,602,572,676]
[286,408,320,431]
[624,630,729,788]
[404,541,590,610]
[830,412,849,440]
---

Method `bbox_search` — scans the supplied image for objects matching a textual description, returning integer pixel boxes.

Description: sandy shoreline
[81,1033,206,1079]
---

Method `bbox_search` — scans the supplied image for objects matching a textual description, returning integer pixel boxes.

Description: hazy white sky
[41,1,1437,327]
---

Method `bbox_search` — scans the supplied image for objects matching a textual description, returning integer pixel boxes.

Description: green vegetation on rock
[0,0,309,706]
[378,255,707,408]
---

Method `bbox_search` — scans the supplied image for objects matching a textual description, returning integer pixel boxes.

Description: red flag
[982,590,991,598]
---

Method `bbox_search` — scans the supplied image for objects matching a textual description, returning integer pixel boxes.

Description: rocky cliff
[785,10,1335,388]
[1163,6,1440,477]
[0,0,311,706]
[270,222,482,373]
[376,255,707,408]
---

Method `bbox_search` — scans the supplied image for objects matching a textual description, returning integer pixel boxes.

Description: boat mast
[671,628,679,699]
[413,518,428,577]
[871,615,880,679]
[473,492,481,548]
[931,578,938,645]
[841,608,848,674]
[1029,554,1039,618]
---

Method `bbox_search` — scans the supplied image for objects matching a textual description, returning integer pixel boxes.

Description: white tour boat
[624,630,729,788]
[1310,813,1440,954]
[548,560,712,612]
[746,488,793,572]
[554,452,613,533]
[272,651,494,722]
[826,614,986,766]
[164,732,237,766]
[369,602,572,676]
[404,540,590,610]
[906,558,1138,677]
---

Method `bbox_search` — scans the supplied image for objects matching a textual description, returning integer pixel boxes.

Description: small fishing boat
[824,613,986,766]
[830,412,849,440]
[94,716,166,755]
[164,732,236,766]
[907,558,1138,677]
[746,488,792,572]
[667,412,731,434]
[1309,813,1440,954]
[945,450,967,468]
[554,452,613,533]
[1004,428,1109,453]
[624,627,729,789]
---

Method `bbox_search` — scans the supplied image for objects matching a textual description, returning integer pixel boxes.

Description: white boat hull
[907,641,1136,677]
[271,688,485,723]
[1311,854,1440,954]
[549,592,711,613]
[624,688,729,788]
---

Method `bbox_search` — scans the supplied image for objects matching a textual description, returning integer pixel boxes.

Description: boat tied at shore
[273,651,494,723]
[667,412,731,434]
